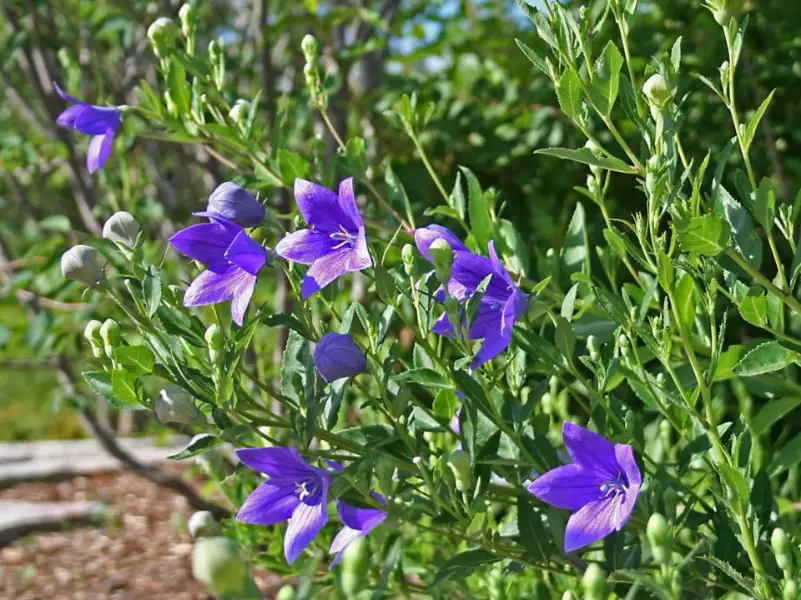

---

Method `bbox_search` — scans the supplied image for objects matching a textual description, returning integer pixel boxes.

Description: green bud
[276,585,297,600]
[587,335,601,361]
[663,487,679,521]
[561,592,576,600]
[205,323,224,350]
[155,385,199,425]
[301,34,319,61]
[192,537,249,596]
[783,580,798,600]
[208,39,222,63]
[84,320,103,346]
[429,238,454,284]
[772,528,789,556]
[188,511,219,538]
[61,245,105,286]
[340,536,370,596]
[102,211,140,248]
[178,4,197,38]
[99,319,121,358]
[618,333,629,348]
[147,17,179,59]
[447,449,472,492]
[228,99,249,125]
[401,244,415,276]
[643,73,671,108]
[647,513,669,548]
[582,563,607,600]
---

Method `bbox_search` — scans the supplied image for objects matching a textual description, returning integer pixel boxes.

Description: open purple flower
[170,215,268,326]
[236,447,332,564]
[330,494,387,567]
[53,81,121,173]
[528,422,642,553]
[195,182,265,227]
[276,178,372,299]
[415,226,527,372]
[314,332,367,383]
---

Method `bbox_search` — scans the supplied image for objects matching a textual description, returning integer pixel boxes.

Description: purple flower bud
[202,182,265,227]
[314,333,367,383]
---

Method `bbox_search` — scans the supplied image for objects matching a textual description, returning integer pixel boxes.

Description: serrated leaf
[535,148,636,174]
[111,370,145,408]
[168,433,222,460]
[168,56,191,116]
[733,341,798,377]
[433,389,458,420]
[113,345,155,375]
[677,215,731,256]
[743,90,775,151]
[556,69,583,121]
[674,273,696,329]
[589,41,623,115]
[719,185,762,269]
[143,268,162,317]
[738,287,768,327]
[515,39,548,75]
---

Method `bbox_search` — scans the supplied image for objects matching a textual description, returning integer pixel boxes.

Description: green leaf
[280,329,314,406]
[556,69,583,121]
[743,89,775,151]
[167,56,191,116]
[450,171,467,221]
[461,167,492,253]
[143,267,162,318]
[751,397,801,435]
[554,316,575,359]
[718,462,750,508]
[337,425,397,447]
[517,499,553,562]
[674,273,696,330]
[394,368,450,389]
[733,341,798,377]
[433,389,458,420]
[496,219,528,275]
[431,549,500,588]
[384,160,416,228]
[113,345,155,375]
[589,41,624,115]
[515,39,548,75]
[774,433,801,473]
[677,215,731,256]
[276,149,309,185]
[754,177,776,232]
[719,185,762,269]
[111,370,145,408]
[535,148,636,174]
[738,287,768,327]
[512,328,567,370]
[168,433,222,460]
[340,137,367,178]
[563,203,588,274]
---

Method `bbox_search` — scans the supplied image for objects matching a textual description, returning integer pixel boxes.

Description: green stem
[728,249,801,315]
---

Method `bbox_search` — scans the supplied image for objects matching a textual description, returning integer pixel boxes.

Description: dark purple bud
[205,182,264,227]
[314,333,367,383]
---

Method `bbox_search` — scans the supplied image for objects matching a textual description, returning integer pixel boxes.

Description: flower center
[294,479,320,502]
[329,225,356,250]
[599,472,628,498]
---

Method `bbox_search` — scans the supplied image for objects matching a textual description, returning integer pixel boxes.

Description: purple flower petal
[56,104,87,129]
[467,303,503,340]
[337,502,386,531]
[207,182,265,227]
[87,129,115,173]
[53,80,84,104]
[183,264,243,306]
[284,490,329,564]
[236,481,299,525]
[432,312,455,337]
[451,252,509,303]
[563,495,620,552]
[615,444,642,488]
[562,422,619,481]
[275,229,338,264]
[527,465,606,511]
[350,227,373,270]
[329,526,363,567]
[224,230,267,276]
[469,329,512,372]
[74,105,121,136]
[301,248,353,299]
[294,179,351,233]
[314,333,367,383]
[501,289,528,337]
[230,272,257,326]
[488,241,514,287]
[236,446,318,480]
[414,225,470,261]
[170,221,240,266]
[337,177,363,230]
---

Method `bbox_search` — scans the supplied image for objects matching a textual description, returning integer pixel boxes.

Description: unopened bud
[582,563,607,599]
[561,592,576,600]
[772,528,789,556]
[340,536,370,595]
[663,487,679,521]
[192,537,249,596]
[103,211,140,248]
[587,335,601,361]
[100,319,121,358]
[188,511,219,538]
[276,585,298,600]
[205,324,224,350]
[301,34,318,61]
[643,74,671,108]
[447,449,471,492]
[401,244,415,276]
[147,17,179,59]
[783,580,798,600]
[208,39,222,63]
[429,238,454,284]
[155,385,199,425]
[647,513,668,548]
[61,245,105,286]
[228,99,249,126]
[84,320,103,346]
[178,4,196,38]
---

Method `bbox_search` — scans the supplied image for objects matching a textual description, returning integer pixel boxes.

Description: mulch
[0,467,278,599]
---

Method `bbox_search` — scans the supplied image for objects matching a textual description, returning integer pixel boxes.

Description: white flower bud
[643,74,671,108]
[188,511,219,538]
[192,537,248,596]
[61,245,105,286]
[155,385,199,424]
[102,211,140,248]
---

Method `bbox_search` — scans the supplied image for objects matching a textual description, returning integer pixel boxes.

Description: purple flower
[415,226,528,372]
[170,215,268,326]
[276,178,373,299]
[53,81,121,173]
[330,494,387,567]
[195,182,265,227]
[527,422,642,553]
[314,332,367,383]
[236,447,331,564]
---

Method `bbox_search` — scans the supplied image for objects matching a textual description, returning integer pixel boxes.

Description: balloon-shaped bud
[188,511,220,538]
[155,386,199,425]
[192,537,249,596]
[61,245,105,286]
[276,586,298,600]
[179,4,196,37]
[401,244,415,276]
[206,182,264,227]
[301,35,319,61]
[205,323,224,349]
[643,74,671,108]
[103,211,140,248]
[147,17,179,59]
[429,238,454,284]
[314,333,367,383]
[340,536,370,596]
[84,320,103,346]
[582,563,607,600]
[447,449,471,492]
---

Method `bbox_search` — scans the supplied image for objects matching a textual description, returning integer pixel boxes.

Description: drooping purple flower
[276,178,373,299]
[236,447,332,564]
[314,332,367,383]
[195,182,265,227]
[330,494,387,567]
[170,214,268,326]
[53,81,121,173]
[415,225,528,372]
[527,422,642,553]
